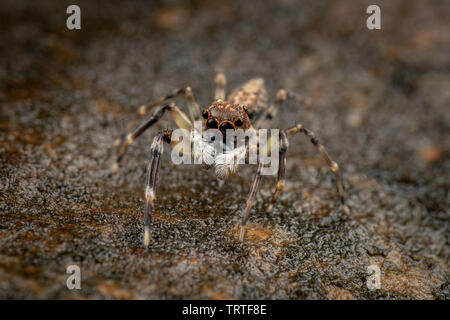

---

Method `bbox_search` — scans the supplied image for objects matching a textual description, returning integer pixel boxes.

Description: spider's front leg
[144,129,172,247]
[285,123,349,214]
[113,86,201,150]
[112,102,192,172]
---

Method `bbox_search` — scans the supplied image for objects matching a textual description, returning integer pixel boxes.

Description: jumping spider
[112,73,348,246]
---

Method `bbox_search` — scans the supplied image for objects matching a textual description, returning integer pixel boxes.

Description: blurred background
[0,0,448,299]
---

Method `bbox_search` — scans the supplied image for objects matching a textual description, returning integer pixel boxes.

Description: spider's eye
[202,110,209,119]
[234,118,243,127]
[206,118,218,129]
[219,122,235,135]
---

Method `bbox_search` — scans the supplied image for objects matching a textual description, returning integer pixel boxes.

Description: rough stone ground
[0,0,448,299]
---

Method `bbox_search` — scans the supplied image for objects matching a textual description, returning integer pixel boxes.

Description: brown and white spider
[112,73,348,246]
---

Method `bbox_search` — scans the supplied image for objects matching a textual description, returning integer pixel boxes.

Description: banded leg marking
[185,86,201,121]
[239,162,264,242]
[266,130,288,213]
[286,124,349,214]
[144,130,172,247]
[112,103,191,173]
[114,86,201,148]
[113,88,185,148]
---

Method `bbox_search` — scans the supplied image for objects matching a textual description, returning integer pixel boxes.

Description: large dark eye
[234,118,243,127]
[206,118,218,129]
[202,110,209,119]
[219,122,235,135]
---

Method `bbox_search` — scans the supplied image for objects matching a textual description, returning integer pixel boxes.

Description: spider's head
[201,99,251,135]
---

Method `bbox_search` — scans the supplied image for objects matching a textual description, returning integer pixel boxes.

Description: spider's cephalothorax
[202,99,251,135]
[112,73,348,247]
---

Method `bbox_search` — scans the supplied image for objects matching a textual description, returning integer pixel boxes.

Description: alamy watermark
[366,5,381,30]
[66,5,81,30]
[66,264,81,289]
[67,5,381,31]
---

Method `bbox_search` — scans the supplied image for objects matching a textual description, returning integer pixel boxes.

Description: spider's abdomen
[228,78,267,119]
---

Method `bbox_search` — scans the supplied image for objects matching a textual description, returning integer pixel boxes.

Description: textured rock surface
[0,0,448,299]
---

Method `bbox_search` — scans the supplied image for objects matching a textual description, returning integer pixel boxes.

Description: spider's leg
[285,124,349,214]
[144,130,172,247]
[112,103,192,172]
[114,86,201,147]
[254,90,312,129]
[113,88,185,148]
[239,162,264,242]
[266,130,288,213]
[184,86,201,121]
[254,89,287,129]
[214,73,227,100]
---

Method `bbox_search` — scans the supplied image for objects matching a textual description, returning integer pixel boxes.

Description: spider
[112,73,348,247]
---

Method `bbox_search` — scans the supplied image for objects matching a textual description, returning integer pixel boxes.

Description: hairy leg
[266,130,288,213]
[114,86,201,148]
[112,103,192,172]
[285,124,349,214]
[144,130,172,247]
[239,162,264,241]
[184,86,201,121]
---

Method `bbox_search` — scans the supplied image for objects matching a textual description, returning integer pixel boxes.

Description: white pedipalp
[192,130,216,166]
[214,144,246,180]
